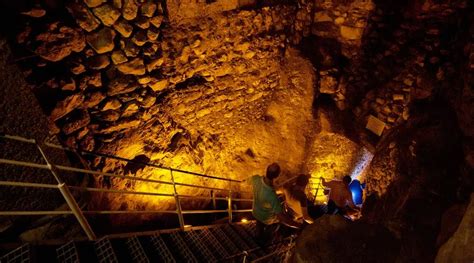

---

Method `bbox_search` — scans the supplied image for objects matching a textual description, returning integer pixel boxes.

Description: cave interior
[0,0,473,262]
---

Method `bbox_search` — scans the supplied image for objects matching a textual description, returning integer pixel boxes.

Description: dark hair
[296,174,310,187]
[266,163,281,180]
[343,175,352,185]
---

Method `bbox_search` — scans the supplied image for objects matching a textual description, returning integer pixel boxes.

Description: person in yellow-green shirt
[248,163,300,245]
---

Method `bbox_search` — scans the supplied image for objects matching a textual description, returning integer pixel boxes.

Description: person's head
[296,174,310,187]
[266,163,281,180]
[343,175,352,185]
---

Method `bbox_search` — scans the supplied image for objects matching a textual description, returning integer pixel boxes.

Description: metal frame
[0,134,253,241]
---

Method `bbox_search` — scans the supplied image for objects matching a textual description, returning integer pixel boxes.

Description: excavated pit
[0,0,473,261]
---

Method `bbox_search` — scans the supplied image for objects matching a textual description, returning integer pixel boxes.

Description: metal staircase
[0,134,297,262]
[0,222,296,262]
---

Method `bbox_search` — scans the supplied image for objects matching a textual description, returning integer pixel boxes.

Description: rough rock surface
[294,215,400,263]
[436,194,474,263]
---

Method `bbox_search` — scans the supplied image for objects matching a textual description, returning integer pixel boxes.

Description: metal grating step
[222,224,252,251]
[183,230,218,262]
[209,226,240,255]
[241,221,257,239]
[126,237,149,263]
[0,244,31,263]
[199,228,229,259]
[149,234,176,263]
[167,232,198,263]
[231,224,261,249]
[94,238,118,263]
[56,241,79,263]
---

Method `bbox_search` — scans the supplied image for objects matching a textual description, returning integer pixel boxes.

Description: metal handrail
[0,158,250,193]
[0,134,254,240]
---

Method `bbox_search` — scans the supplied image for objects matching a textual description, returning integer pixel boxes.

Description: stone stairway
[0,222,294,263]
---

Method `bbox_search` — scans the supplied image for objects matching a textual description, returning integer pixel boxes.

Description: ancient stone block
[135,16,150,29]
[86,27,115,54]
[84,0,106,8]
[122,101,140,117]
[320,75,338,94]
[148,79,168,92]
[67,3,100,32]
[107,76,139,96]
[83,91,106,108]
[123,0,139,20]
[117,58,146,75]
[102,98,122,111]
[114,19,134,38]
[140,2,155,17]
[35,26,86,62]
[111,50,128,64]
[121,40,139,57]
[88,72,102,87]
[93,4,121,26]
[62,110,90,135]
[87,54,110,70]
[150,16,164,28]
[132,30,148,46]
[146,57,164,72]
[98,118,141,134]
[340,26,364,40]
[50,94,85,121]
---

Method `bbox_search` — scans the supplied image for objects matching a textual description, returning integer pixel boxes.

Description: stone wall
[12,0,322,225]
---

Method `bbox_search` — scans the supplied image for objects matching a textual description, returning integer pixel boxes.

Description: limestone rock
[135,16,150,29]
[111,50,128,64]
[112,0,122,8]
[71,63,86,75]
[436,194,474,262]
[86,28,115,54]
[88,72,102,87]
[146,57,164,72]
[123,0,139,20]
[87,54,110,70]
[80,134,95,151]
[340,26,364,40]
[98,118,141,134]
[98,110,121,122]
[121,40,139,57]
[294,216,399,263]
[122,101,140,117]
[113,19,133,38]
[320,75,338,94]
[83,91,106,108]
[117,58,146,75]
[35,26,86,62]
[67,3,100,32]
[60,78,76,91]
[314,12,332,22]
[84,0,106,8]
[107,76,139,96]
[147,27,160,41]
[93,4,121,26]
[102,98,122,111]
[141,95,156,108]
[62,110,90,135]
[50,94,85,121]
[141,2,156,17]
[148,79,168,92]
[150,16,163,28]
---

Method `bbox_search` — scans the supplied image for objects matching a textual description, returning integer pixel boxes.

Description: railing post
[35,142,96,241]
[242,251,248,263]
[227,190,233,224]
[211,190,216,210]
[170,169,185,230]
[58,183,97,240]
